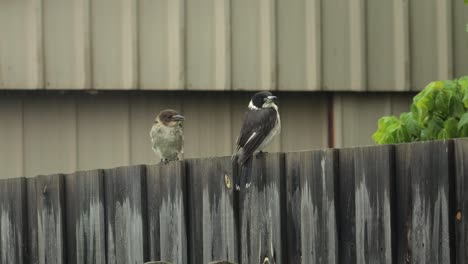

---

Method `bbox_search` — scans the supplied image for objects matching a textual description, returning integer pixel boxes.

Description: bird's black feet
[255,151,267,159]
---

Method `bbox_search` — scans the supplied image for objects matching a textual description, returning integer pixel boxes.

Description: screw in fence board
[64,170,106,264]
[0,177,27,264]
[353,145,394,264]
[285,149,338,263]
[35,174,66,264]
[337,148,356,264]
[454,139,468,264]
[185,156,238,264]
[146,160,187,264]
[239,152,285,264]
[104,165,148,264]
[395,140,454,264]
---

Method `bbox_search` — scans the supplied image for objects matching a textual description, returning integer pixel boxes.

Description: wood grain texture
[186,156,238,264]
[0,178,27,264]
[239,153,285,264]
[337,148,356,264]
[395,140,454,263]
[35,174,66,264]
[146,161,187,264]
[354,145,394,263]
[104,165,148,264]
[26,177,39,264]
[285,149,338,263]
[65,170,106,264]
[454,139,468,264]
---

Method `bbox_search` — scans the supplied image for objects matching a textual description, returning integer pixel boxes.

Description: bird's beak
[172,115,185,121]
[267,95,277,101]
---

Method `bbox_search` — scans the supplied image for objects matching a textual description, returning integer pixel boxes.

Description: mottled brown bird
[150,109,185,163]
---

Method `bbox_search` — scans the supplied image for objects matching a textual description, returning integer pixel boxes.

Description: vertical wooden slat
[167,0,185,90]
[454,139,468,264]
[258,0,276,90]
[395,140,454,263]
[186,157,238,264]
[36,174,65,264]
[436,0,453,80]
[393,0,410,91]
[305,0,321,91]
[285,150,338,263]
[0,178,27,264]
[74,0,91,88]
[354,145,394,263]
[146,161,187,264]
[29,0,44,88]
[65,170,106,264]
[105,165,148,264]
[214,0,231,90]
[337,148,356,264]
[239,153,284,263]
[348,0,366,91]
[26,177,39,264]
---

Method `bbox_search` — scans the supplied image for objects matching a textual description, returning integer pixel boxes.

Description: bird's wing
[234,108,277,164]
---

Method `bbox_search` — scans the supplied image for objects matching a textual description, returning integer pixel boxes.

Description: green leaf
[439,117,459,139]
[458,112,468,130]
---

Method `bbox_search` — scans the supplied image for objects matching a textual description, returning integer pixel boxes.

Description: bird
[233,91,281,167]
[150,109,185,164]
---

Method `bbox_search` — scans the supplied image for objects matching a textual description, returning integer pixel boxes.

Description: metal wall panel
[333,93,414,148]
[0,91,329,179]
[0,0,466,91]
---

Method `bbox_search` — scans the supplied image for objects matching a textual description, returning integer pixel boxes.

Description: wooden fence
[1,139,468,264]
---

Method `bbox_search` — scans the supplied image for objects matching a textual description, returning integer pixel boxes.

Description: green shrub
[373,76,468,144]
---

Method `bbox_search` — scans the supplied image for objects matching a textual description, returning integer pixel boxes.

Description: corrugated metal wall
[1,0,466,91]
[0,91,412,179]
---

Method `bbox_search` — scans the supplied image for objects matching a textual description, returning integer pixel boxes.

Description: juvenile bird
[233,91,281,166]
[150,109,185,164]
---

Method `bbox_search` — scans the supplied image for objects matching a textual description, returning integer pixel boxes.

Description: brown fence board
[239,153,285,264]
[36,174,66,264]
[337,148,356,264]
[104,165,148,264]
[65,170,106,264]
[395,140,454,263]
[0,177,27,264]
[186,157,238,264]
[146,161,187,264]
[455,139,468,264]
[354,145,394,263]
[285,149,338,263]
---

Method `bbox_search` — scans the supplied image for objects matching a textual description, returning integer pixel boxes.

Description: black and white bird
[233,91,281,167]
[150,109,185,164]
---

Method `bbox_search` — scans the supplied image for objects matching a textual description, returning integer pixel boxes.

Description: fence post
[239,153,285,264]
[285,149,338,263]
[185,156,238,264]
[146,160,187,264]
[395,140,454,263]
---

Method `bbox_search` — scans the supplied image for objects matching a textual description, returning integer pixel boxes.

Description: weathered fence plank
[455,139,468,264]
[65,170,106,264]
[186,156,238,264]
[26,177,39,264]
[0,178,27,264]
[239,153,285,264]
[337,148,356,264]
[395,140,454,263]
[36,174,66,264]
[146,161,187,264]
[104,165,148,264]
[353,145,394,263]
[285,149,338,263]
